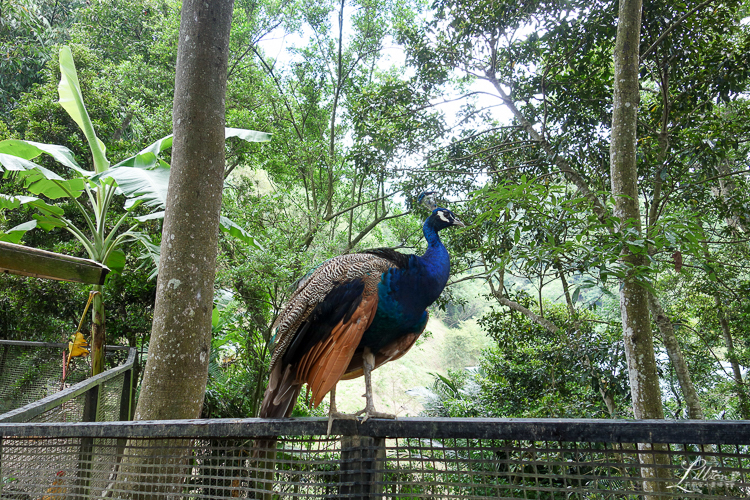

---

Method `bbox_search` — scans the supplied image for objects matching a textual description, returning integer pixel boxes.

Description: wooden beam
[0,241,109,285]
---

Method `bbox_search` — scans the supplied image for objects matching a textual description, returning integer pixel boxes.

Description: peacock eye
[437,211,451,223]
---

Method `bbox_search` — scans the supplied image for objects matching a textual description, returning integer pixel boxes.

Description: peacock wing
[268,254,391,369]
[262,253,393,415]
[297,290,379,406]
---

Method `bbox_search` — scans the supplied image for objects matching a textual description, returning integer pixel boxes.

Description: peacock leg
[327,385,357,435]
[357,347,396,422]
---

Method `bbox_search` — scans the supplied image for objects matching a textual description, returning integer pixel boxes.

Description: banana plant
[0,46,270,375]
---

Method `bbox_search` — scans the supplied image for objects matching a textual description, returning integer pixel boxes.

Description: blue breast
[359,244,450,352]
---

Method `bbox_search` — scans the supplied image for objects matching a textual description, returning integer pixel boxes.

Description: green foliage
[0,0,84,116]
[423,298,629,419]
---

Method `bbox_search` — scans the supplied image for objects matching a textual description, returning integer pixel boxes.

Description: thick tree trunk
[134,0,234,422]
[119,1,234,496]
[647,293,704,419]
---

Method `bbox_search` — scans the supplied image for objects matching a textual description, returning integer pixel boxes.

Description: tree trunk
[611,0,663,423]
[647,293,704,419]
[134,0,234,422]
[611,0,668,494]
[713,159,749,234]
[715,295,750,418]
[119,0,234,496]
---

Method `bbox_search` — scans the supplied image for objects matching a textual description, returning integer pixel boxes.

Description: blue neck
[419,222,450,304]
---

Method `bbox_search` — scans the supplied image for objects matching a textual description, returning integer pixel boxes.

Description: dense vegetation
[1,0,749,422]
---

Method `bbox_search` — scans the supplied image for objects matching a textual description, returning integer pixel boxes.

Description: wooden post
[340,435,385,499]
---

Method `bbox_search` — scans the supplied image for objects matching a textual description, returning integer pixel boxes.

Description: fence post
[119,364,133,421]
[73,385,99,496]
[340,434,385,499]
[0,436,4,496]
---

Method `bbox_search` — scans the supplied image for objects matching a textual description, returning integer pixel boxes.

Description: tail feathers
[259,364,301,418]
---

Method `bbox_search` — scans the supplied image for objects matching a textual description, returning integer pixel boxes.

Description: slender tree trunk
[715,295,750,418]
[611,0,663,423]
[713,159,749,234]
[647,293,704,419]
[611,0,669,494]
[119,1,234,496]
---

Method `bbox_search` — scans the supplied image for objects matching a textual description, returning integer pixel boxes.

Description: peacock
[259,194,464,424]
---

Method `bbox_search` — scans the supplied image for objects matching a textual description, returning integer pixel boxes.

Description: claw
[327,385,358,435]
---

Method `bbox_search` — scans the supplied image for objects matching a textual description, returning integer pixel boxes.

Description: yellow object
[64,291,97,372]
[42,470,66,499]
[68,331,90,358]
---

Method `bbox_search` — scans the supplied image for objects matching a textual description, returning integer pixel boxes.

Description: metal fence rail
[0,340,136,424]
[1,418,749,499]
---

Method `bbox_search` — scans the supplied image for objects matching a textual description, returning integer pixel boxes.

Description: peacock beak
[453,219,465,227]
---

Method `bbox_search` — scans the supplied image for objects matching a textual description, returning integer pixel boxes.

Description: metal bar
[0,346,136,423]
[2,418,750,444]
[0,340,130,350]
[339,435,385,499]
[74,385,99,496]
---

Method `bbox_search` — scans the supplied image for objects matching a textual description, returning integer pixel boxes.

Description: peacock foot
[327,411,359,435]
[355,407,396,423]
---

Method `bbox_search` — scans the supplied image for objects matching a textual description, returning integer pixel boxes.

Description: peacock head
[426,207,465,231]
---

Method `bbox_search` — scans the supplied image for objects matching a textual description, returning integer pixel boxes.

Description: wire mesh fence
[0,340,135,424]
[1,418,749,499]
[0,341,89,414]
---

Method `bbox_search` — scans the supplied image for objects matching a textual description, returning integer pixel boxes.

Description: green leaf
[98,165,171,209]
[131,232,160,280]
[0,153,64,179]
[134,210,165,222]
[22,171,85,199]
[212,307,220,329]
[27,199,65,217]
[225,127,272,143]
[32,214,66,230]
[58,46,109,173]
[0,193,65,217]
[219,216,262,249]
[0,220,37,243]
[215,289,235,310]
[0,139,88,174]
[0,193,26,210]
[113,134,173,169]
[105,248,126,274]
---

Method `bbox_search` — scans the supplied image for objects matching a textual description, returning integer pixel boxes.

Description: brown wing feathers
[300,293,378,406]
[259,254,392,418]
